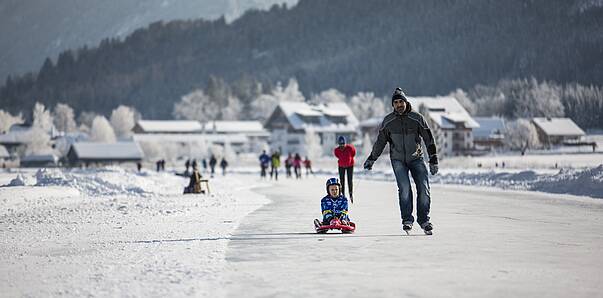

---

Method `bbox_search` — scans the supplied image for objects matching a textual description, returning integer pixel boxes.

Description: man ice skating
[363,87,438,235]
[334,136,356,202]
[259,150,270,178]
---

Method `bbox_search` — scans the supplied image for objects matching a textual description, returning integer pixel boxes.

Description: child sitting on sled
[315,177,351,226]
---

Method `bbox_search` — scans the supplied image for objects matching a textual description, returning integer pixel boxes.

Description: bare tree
[303,127,322,161]
[90,116,116,143]
[448,88,476,115]
[506,118,540,155]
[53,103,77,133]
[348,92,386,121]
[173,89,219,122]
[310,88,345,104]
[221,96,243,120]
[110,105,136,138]
[0,110,24,133]
[250,93,279,121]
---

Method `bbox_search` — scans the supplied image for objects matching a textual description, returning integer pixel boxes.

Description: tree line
[0,0,602,128]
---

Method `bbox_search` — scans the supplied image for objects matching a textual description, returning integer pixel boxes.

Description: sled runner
[314,218,356,234]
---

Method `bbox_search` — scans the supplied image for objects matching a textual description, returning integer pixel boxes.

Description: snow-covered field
[0,168,269,297]
[1,151,602,297]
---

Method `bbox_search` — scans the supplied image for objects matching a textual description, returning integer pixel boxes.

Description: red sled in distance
[314,218,356,234]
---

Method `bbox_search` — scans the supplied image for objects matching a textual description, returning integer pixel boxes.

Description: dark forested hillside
[1,0,602,119]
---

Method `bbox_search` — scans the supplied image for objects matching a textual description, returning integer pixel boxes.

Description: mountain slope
[0,0,298,80]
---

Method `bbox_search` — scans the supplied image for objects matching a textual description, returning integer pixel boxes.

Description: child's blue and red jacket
[321,195,349,221]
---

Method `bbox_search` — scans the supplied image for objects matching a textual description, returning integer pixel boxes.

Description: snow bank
[6,174,27,186]
[34,167,184,197]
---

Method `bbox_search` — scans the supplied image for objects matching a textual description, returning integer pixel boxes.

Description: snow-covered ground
[1,152,602,296]
[0,168,269,297]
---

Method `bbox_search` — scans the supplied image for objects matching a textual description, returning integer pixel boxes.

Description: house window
[444,132,448,137]
[466,132,470,138]
[444,142,448,148]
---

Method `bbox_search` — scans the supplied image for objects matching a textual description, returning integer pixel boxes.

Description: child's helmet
[325,177,341,194]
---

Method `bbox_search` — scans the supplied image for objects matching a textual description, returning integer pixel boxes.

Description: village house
[204,121,270,153]
[531,117,586,148]
[66,142,144,167]
[358,96,479,157]
[263,101,359,155]
[473,117,506,151]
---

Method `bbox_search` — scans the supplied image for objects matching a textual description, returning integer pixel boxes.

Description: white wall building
[409,96,479,157]
[264,102,359,155]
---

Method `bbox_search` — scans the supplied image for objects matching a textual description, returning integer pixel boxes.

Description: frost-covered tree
[26,102,53,155]
[110,105,136,138]
[53,103,77,133]
[223,142,237,163]
[310,88,345,104]
[250,93,279,121]
[32,102,53,133]
[348,92,386,121]
[506,118,540,155]
[173,89,219,122]
[90,116,116,143]
[448,88,476,115]
[361,133,373,157]
[221,96,243,120]
[303,128,322,161]
[272,78,305,102]
[513,78,564,119]
[0,110,23,133]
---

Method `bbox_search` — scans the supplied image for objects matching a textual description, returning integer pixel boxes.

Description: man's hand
[429,155,439,175]
[363,159,375,170]
[429,163,438,175]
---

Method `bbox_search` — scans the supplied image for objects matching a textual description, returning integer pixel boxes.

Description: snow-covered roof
[532,118,585,137]
[70,142,144,160]
[21,154,58,163]
[473,117,506,140]
[267,101,359,133]
[205,121,269,136]
[135,120,203,133]
[359,117,383,128]
[408,96,479,129]
[0,145,9,158]
[0,129,30,144]
[133,133,248,144]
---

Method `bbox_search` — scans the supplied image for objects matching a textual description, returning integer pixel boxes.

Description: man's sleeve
[368,120,389,161]
[333,147,340,159]
[418,115,437,158]
[350,145,356,157]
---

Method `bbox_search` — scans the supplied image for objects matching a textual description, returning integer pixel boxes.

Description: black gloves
[429,155,439,175]
[363,158,375,170]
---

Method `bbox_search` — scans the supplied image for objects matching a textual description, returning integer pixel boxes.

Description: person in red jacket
[334,135,356,202]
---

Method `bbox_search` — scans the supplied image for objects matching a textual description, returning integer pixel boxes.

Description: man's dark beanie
[391,87,407,105]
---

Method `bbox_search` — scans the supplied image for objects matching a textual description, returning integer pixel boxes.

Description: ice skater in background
[334,135,356,202]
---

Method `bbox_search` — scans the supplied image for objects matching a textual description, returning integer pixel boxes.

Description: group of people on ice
[258,150,314,180]
[184,155,229,177]
[316,87,439,235]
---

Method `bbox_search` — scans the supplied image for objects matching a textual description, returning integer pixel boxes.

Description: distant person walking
[185,159,191,175]
[220,158,228,176]
[303,156,314,176]
[202,158,207,173]
[363,87,438,235]
[285,154,293,178]
[270,150,281,180]
[334,136,356,202]
[259,150,271,179]
[209,155,217,177]
[293,153,302,179]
